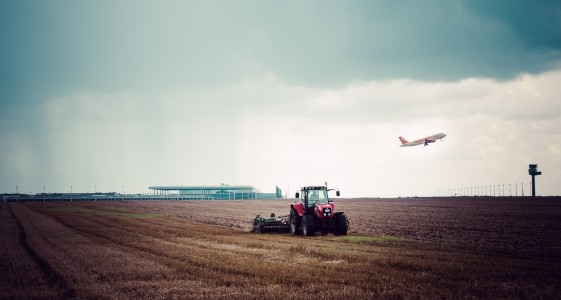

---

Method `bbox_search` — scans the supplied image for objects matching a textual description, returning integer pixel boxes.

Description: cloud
[2,0,561,108]
[242,71,561,196]
[462,0,561,49]
[549,145,561,163]
[2,1,561,197]
[2,67,561,196]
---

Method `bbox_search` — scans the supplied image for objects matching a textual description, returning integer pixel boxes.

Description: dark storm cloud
[463,0,561,50]
[1,0,560,106]
[264,0,561,84]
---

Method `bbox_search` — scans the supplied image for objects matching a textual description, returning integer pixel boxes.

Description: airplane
[399,133,446,147]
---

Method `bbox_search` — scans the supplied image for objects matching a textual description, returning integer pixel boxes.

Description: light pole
[43,186,45,194]
[521,182,524,196]
[70,185,73,194]
[16,186,18,194]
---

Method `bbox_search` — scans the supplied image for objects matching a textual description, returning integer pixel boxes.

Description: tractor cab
[295,186,340,211]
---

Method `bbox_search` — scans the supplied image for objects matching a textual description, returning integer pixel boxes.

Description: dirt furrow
[0,203,61,299]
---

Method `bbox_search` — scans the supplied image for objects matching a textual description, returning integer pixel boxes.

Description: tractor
[290,186,348,236]
[252,185,348,236]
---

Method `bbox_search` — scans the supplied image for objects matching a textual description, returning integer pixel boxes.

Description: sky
[1,0,561,197]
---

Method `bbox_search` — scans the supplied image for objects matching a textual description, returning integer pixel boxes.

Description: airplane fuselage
[399,133,446,147]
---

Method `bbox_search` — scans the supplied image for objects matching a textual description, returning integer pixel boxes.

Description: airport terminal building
[148,185,282,200]
[2,184,283,202]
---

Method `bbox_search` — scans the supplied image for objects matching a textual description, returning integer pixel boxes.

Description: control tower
[528,164,542,197]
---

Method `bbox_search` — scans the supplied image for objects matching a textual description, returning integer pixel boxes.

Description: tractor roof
[302,186,327,190]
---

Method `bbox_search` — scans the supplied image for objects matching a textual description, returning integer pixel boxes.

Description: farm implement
[252,185,349,236]
[251,213,290,233]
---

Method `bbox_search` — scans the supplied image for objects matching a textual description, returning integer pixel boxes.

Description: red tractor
[290,186,348,236]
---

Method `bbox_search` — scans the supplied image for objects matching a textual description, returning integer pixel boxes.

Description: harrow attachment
[252,213,290,234]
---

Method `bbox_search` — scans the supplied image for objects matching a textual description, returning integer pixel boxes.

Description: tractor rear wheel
[333,213,348,236]
[290,208,302,235]
[302,214,316,236]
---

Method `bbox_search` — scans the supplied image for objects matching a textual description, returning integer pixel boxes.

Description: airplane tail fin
[399,136,408,144]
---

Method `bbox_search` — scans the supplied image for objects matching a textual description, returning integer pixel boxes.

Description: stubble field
[1,197,560,299]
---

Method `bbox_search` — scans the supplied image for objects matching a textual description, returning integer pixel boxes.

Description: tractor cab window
[307,189,328,206]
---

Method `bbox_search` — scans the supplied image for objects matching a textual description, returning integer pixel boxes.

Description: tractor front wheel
[302,214,316,236]
[290,208,302,235]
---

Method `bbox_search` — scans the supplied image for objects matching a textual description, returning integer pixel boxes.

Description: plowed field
[1,197,560,299]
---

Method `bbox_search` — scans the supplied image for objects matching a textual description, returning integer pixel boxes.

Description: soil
[114,196,561,256]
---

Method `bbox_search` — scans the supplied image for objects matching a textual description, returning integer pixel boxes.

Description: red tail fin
[399,137,408,144]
